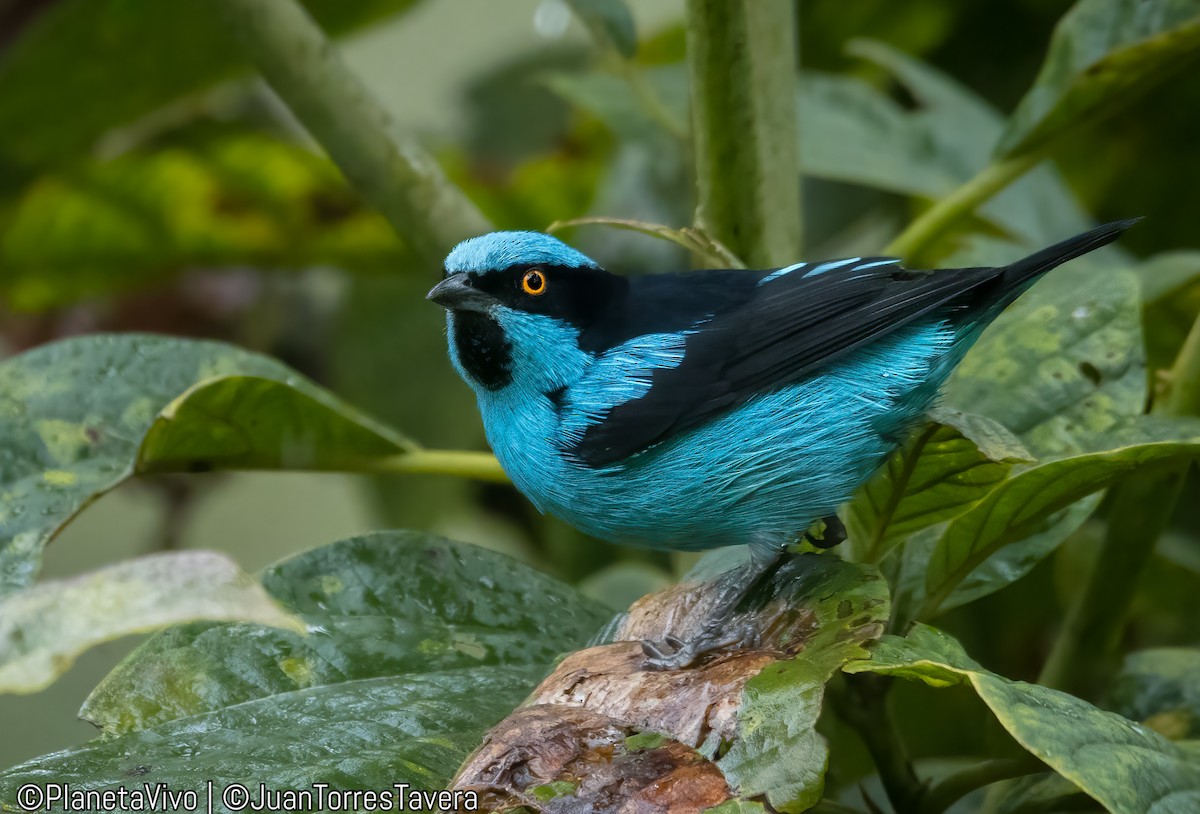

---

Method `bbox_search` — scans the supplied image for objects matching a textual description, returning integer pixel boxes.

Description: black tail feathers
[1002,217,1141,291]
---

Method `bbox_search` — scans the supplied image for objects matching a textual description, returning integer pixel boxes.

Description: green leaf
[0,532,608,797]
[947,249,1145,458]
[0,0,420,180]
[564,0,638,58]
[844,408,1032,564]
[992,773,1090,814]
[822,40,1096,250]
[997,0,1200,159]
[799,70,961,199]
[0,551,301,695]
[0,334,497,599]
[542,66,688,141]
[136,375,408,474]
[923,416,1200,616]
[847,624,1200,813]
[1138,251,1200,304]
[1,134,407,311]
[1110,649,1200,739]
[715,555,891,812]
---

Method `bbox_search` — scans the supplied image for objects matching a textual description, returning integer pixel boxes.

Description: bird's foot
[640,622,761,671]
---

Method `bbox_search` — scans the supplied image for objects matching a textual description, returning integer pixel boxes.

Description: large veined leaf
[922,416,1200,617]
[1110,649,1200,739]
[843,408,1032,565]
[454,550,890,812]
[0,334,500,599]
[0,532,609,802]
[997,0,1200,159]
[847,624,1200,814]
[1,134,408,311]
[0,0,420,182]
[0,551,301,694]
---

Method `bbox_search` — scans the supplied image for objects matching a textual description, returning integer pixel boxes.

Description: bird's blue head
[428,231,627,396]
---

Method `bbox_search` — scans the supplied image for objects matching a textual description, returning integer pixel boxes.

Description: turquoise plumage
[428,222,1134,666]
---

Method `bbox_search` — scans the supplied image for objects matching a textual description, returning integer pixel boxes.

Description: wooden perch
[452,553,887,812]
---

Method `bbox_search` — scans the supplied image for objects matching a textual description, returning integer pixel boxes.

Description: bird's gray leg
[641,543,785,671]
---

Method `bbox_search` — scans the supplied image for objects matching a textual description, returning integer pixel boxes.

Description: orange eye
[522,268,547,296]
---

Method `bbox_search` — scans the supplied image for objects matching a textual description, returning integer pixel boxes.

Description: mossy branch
[211,0,490,265]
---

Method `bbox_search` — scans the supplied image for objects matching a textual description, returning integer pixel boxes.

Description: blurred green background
[1,0,1196,774]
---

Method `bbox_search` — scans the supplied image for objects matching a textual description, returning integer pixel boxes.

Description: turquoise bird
[427,220,1134,668]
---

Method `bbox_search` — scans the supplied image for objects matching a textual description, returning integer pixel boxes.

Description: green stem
[211,0,490,264]
[1038,471,1183,694]
[884,152,1042,264]
[1166,308,1200,416]
[359,449,508,483]
[1039,311,1200,694]
[830,674,926,813]
[685,0,802,266]
[920,756,1047,814]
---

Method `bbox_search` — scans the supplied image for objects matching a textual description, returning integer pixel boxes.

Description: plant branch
[358,450,508,483]
[211,0,490,264]
[685,0,802,266]
[920,756,1047,814]
[883,152,1041,264]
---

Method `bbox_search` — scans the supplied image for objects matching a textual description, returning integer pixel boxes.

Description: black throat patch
[453,311,513,390]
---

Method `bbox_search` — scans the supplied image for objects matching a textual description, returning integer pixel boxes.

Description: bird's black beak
[426,273,493,312]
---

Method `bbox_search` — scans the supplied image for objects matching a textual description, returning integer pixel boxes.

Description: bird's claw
[639,623,761,671]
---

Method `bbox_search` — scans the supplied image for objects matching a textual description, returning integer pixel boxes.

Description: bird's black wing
[570,219,1136,467]
[570,257,999,467]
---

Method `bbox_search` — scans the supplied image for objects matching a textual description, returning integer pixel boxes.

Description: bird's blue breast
[456,307,959,553]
